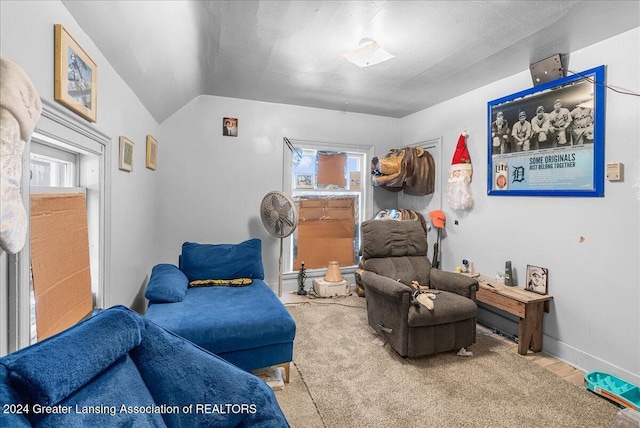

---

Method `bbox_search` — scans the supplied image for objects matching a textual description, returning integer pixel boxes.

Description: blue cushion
[132,317,290,427]
[26,354,167,427]
[180,239,264,281]
[1,306,143,406]
[0,366,30,427]
[145,280,296,369]
[145,264,189,302]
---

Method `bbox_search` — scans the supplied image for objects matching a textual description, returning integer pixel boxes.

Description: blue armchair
[0,306,289,427]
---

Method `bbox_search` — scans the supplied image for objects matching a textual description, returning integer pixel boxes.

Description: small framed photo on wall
[54,24,98,122]
[295,174,313,189]
[146,134,158,170]
[119,136,134,172]
[525,265,548,295]
[223,117,238,137]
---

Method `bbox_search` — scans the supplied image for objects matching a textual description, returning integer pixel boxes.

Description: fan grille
[260,191,298,238]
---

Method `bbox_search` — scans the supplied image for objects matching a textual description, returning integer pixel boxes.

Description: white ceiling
[62,1,640,123]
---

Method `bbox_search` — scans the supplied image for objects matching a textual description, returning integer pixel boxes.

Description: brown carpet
[275,301,619,428]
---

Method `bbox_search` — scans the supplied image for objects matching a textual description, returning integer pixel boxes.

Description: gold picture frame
[119,136,134,172]
[146,135,158,170]
[54,24,98,122]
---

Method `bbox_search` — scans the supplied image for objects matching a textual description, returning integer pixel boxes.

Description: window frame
[2,99,111,354]
[30,141,78,188]
[282,139,373,277]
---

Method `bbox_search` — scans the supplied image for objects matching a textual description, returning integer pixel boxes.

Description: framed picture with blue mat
[487,65,605,197]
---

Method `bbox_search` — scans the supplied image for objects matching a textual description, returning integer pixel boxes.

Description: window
[284,140,373,273]
[30,141,81,343]
[4,100,110,354]
[30,142,77,188]
[26,133,105,344]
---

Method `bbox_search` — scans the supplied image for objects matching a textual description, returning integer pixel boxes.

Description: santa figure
[446,132,473,210]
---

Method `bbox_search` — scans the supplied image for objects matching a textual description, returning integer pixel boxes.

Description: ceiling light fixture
[340,38,395,68]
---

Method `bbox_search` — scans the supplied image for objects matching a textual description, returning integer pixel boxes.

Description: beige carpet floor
[275,301,619,428]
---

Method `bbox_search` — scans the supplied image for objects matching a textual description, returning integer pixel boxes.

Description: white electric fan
[260,190,298,296]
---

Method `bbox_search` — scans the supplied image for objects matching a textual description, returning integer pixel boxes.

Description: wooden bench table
[466,273,553,355]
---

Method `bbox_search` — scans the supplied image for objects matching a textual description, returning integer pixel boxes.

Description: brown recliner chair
[359,219,479,357]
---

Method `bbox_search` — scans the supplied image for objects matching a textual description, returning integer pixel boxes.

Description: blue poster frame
[487,65,605,197]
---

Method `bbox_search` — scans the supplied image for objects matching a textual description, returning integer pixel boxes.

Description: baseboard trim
[542,334,640,385]
[478,306,639,386]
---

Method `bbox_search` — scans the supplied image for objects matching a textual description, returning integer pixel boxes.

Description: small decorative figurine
[297,262,307,295]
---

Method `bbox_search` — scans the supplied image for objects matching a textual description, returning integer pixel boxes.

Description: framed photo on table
[487,65,605,197]
[54,24,98,122]
[525,265,548,295]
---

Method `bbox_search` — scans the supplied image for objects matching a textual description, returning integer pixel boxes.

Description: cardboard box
[326,198,354,209]
[299,199,325,208]
[299,207,325,221]
[298,197,355,221]
[316,152,347,187]
[295,238,355,270]
[294,197,357,269]
[31,193,93,340]
[324,208,354,219]
[294,219,355,269]
[297,219,354,237]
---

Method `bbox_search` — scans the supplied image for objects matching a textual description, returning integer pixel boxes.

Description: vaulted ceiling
[62,1,640,123]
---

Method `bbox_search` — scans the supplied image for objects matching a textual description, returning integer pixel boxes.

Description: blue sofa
[144,239,296,380]
[0,306,289,427]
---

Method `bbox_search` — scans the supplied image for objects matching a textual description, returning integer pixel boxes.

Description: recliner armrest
[430,269,478,300]
[361,270,413,299]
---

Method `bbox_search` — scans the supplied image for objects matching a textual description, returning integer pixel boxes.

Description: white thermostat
[606,163,623,181]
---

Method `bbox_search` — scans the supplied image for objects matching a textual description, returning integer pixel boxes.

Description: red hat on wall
[450,133,472,173]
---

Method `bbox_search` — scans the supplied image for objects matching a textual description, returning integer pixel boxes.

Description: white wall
[157,95,400,286]
[402,28,640,384]
[2,0,636,386]
[0,1,161,313]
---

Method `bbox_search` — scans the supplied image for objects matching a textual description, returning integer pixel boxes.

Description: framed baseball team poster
[487,65,605,197]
